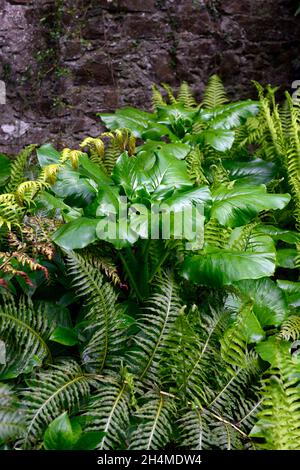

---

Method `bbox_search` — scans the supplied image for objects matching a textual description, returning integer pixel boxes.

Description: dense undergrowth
[0,76,300,450]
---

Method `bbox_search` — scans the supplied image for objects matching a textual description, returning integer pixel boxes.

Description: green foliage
[1,75,300,451]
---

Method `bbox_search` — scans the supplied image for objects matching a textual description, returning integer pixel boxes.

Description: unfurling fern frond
[202,75,228,108]
[84,378,131,450]
[0,383,25,443]
[80,137,107,170]
[151,85,166,111]
[22,360,91,448]
[251,340,300,449]
[129,273,182,385]
[67,251,123,373]
[162,83,177,105]
[4,144,37,194]
[129,391,176,450]
[177,82,197,109]
[102,129,136,174]
[60,149,84,170]
[0,297,52,380]
[15,180,48,205]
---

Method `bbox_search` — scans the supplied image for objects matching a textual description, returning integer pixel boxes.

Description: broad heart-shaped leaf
[137,141,191,160]
[37,143,60,167]
[255,336,291,366]
[181,248,275,287]
[276,248,298,269]
[52,218,100,250]
[78,154,112,185]
[52,166,97,208]
[160,185,211,210]
[156,104,199,124]
[37,191,83,222]
[222,158,276,185]
[256,225,300,244]
[0,153,11,186]
[277,280,300,308]
[201,100,259,130]
[50,326,78,346]
[201,129,235,151]
[44,412,82,450]
[210,185,291,228]
[141,123,178,142]
[231,278,288,327]
[99,107,155,137]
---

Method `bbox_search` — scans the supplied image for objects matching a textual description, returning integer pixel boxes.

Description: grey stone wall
[0,0,299,153]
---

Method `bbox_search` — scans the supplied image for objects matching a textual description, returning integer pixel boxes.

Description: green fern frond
[202,75,228,108]
[4,145,37,194]
[162,83,177,105]
[0,383,25,443]
[67,251,122,373]
[204,219,232,250]
[84,378,131,450]
[186,147,208,185]
[279,315,300,341]
[251,340,300,449]
[15,180,47,205]
[129,391,176,450]
[151,85,166,111]
[129,273,182,385]
[178,407,211,450]
[177,82,197,109]
[0,296,52,380]
[22,360,91,448]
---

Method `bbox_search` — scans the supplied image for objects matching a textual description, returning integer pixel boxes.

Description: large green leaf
[52,167,97,207]
[222,158,276,185]
[204,101,259,129]
[256,225,300,244]
[211,185,290,227]
[78,154,112,185]
[277,280,300,308]
[276,248,298,269]
[99,107,155,137]
[52,218,100,250]
[0,154,11,186]
[37,143,60,167]
[232,278,288,326]
[201,129,235,151]
[181,248,275,287]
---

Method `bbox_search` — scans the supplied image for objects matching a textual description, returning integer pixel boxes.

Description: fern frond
[15,180,48,205]
[129,391,176,450]
[178,407,211,450]
[0,296,52,379]
[84,378,131,450]
[252,340,300,449]
[204,219,232,250]
[202,75,228,108]
[279,315,300,341]
[186,147,208,185]
[129,273,182,385]
[60,149,84,169]
[0,383,25,443]
[22,360,91,448]
[0,194,23,229]
[177,82,197,109]
[67,251,122,373]
[162,83,177,105]
[4,145,37,193]
[151,85,166,111]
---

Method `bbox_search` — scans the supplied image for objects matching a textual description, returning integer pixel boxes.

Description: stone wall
[0,0,299,153]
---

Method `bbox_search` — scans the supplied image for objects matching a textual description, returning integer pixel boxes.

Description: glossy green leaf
[52,218,100,250]
[99,107,155,137]
[50,327,78,346]
[277,280,300,307]
[202,129,235,151]
[276,248,298,269]
[44,412,82,450]
[0,154,11,186]
[52,167,97,207]
[181,248,275,287]
[37,143,60,167]
[222,158,276,185]
[211,185,291,227]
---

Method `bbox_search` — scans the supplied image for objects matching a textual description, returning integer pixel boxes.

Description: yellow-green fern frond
[202,75,228,108]
[151,85,166,111]
[40,164,61,185]
[4,144,37,193]
[0,194,23,229]
[60,149,84,169]
[177,82,197,109]
[279,316,300,341]
[204,218,232,250]
[186,147,208,185]
[15,180,47,206]
[162,83,177,104]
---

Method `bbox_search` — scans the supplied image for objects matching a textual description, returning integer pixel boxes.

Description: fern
[67,251,123,372]
[279,315,300,341]
[0,194,23,230]
[0,383,24,443]
[151,85,166,111]
[4,145,37,194]
[129,391,176,450]
[202,75,228,108]
[129,274,183,385]
[252,340,300,449]
[84,378,131,450]
[177,82,197,109]
[0,296,52,379]
[22,360,91,448]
